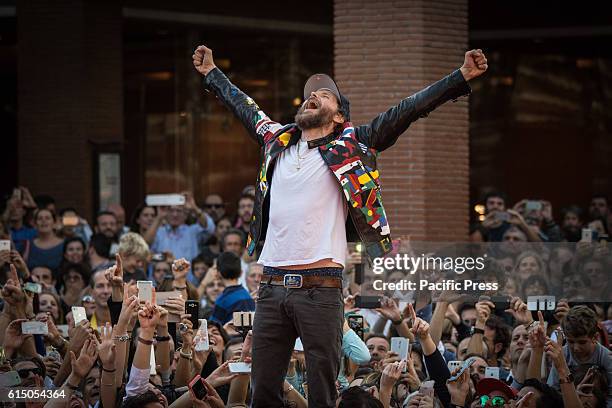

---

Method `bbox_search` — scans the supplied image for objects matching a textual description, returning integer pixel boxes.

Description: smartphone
[233,311,255,328]
[46,346,62,363]
[0,240,10,252]
[137,281,153,303]
[448,357,477,382]
[347,314,364,340]
[355,295,381,309]
[188,375,208,399]
[0,371,21,387]
[447,360,462,372]
[146,194,186,207]
[185,300,199,329]
[62,215,79,227]
[490,295,510,311]
[494,212,510,222]
[228,362,252,373]
[485,367,500,379]
[527,296,555,311]
[194,319,210,352]
[72,306,87,325]
[582,228,593,243]
[151,253,166,262]
[390,337,410,361]
[525,201,542,212]
[155,291,181,306]
[420,380,435,397]
[21,321,48,335]
[24,282,42,294]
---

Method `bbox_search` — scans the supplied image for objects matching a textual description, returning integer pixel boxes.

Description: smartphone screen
[194,319,209,351]
[137,281,153,303]
[189,376,208,399]
[72,306,87,325]
[347,314,364,340]
[390,337,409,360]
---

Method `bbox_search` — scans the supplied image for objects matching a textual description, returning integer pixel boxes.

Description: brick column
[17,0,123,220]
[334,0,469,241]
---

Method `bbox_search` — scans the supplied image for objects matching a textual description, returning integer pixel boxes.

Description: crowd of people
[0,186,610,407]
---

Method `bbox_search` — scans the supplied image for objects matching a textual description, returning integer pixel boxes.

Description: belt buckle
[283,274,303,289]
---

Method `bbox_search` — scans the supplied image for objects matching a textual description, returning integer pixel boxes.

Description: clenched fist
[460,49,488,81]
[192,45,217,76]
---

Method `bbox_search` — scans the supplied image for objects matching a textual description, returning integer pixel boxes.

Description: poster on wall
[98,153,121,211]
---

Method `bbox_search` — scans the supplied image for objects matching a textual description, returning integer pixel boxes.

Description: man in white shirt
[193,44,487,407]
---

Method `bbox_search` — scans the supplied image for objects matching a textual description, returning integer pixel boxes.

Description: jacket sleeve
[203,67,285,146]
[424,348,452,408]
[355,70,471,152]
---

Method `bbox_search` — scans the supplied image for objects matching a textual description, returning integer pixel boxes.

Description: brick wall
[17,0,122,221]
[334,0,469,241]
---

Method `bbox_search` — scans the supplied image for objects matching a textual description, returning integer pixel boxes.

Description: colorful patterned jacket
[203,68,471,260]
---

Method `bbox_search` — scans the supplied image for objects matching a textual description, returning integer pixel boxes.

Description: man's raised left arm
[356,49,488,152]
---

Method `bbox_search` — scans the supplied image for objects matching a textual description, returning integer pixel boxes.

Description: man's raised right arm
[192,45,284,146]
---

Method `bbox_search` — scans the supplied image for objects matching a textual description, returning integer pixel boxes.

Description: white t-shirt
[258,138,348,267]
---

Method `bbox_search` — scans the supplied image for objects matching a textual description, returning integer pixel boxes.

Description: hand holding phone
[188,375,208,399]
[72,306,87,325]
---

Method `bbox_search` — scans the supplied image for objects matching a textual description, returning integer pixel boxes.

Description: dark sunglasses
[18,368,43,378]
[204,204,224,209]
[480,395,506,407]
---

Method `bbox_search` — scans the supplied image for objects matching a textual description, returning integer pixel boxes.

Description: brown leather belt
[262,274,342,289]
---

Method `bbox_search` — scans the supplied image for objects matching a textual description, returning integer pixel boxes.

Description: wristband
[179,348,193,360]
[138,336,154,345]
[102,366,116,373]
[113,334,131,342]
[471,327,484,335]
[155,335,171,342]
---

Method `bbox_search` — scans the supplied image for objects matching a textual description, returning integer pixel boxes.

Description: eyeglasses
[17,368,43,379]
[204,204,224,209]
[480,396,506,407]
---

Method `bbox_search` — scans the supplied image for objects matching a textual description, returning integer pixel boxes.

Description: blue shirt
[151,216,215,280]
[27,240,64,272]
[10,226,37,254]
[210,285,255,325]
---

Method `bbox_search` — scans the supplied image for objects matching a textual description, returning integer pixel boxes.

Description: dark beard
[295,104,335,130]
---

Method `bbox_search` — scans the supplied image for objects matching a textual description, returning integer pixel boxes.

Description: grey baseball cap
[303,73,351,121]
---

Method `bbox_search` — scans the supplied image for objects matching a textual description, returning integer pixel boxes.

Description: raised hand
[376,296,402,322]
[3,319,32,351]
[528,311,546,349]
[381,360,405,389]
[505,297,533,325]
[172,258,191,280]
[43,354,61,381]
[553,299,570,322]
[108,254,124,285]
[206,361,239,388]
[98,323,116,370]
[137,292,161,331]
[2,264,26,310]
[117,284,139,331]
[475,299,494,328]
[192,45,217,76]
[447,368,470,406]
[68,320,94,355]
[460,49,488,81]
[69,338,98,379]
[408,303,430,340]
